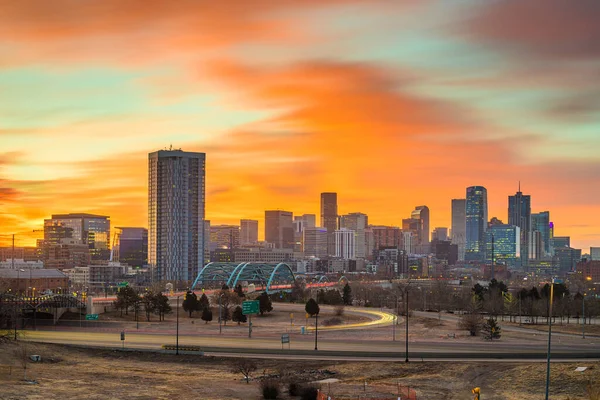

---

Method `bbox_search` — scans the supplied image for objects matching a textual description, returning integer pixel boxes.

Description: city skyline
[1,2,599,250]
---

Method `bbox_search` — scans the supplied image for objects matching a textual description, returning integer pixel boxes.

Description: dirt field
[0,342,598,400]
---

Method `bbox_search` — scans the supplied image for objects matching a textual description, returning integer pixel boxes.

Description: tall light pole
[544,278,556,400]
[176,295,181,355]
[583,276,592,339]
[314,308,320,351]
[405,286,409,363]
[219,293,224,334]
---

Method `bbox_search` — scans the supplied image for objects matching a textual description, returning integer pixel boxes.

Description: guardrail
[161,344,203,353]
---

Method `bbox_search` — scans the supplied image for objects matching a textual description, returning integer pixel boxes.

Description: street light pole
[219,293,224,334]
[544,279,555,400]
[405,288,409,363]
[582,295,586,339]
[314,313,319,351]
[176,295,180,355]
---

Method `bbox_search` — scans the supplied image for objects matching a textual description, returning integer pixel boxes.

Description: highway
[23,329,600,361]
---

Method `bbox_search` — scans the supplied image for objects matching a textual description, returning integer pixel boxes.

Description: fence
[317,386,417,400]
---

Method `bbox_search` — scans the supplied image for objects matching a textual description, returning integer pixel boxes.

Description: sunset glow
[1,1,599,250]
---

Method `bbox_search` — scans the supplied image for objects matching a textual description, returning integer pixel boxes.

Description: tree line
[113,284,275,325]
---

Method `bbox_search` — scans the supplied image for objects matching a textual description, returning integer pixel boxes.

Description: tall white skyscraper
[451,199,466,261]
[148,149,206,282]
[335,228,356,259]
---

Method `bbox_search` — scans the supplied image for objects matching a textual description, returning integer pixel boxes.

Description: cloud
[465,0,600,60]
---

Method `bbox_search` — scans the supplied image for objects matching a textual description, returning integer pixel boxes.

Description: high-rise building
[528,230,543,260]
[369,226,402,249]
[554,247,581,273]
[334,228,356,259]
[114,227,148,268]
[591,247,600,261]
[339,212,368,258]
[240,219,258,246]
[210,225,240,249]
[431,227,449,242]
[465,186,488,262]
[552,236,570,250]
[451,199,466,261]
[265,210,294,249]
[411,206,430,246]
[303,227,328,258]
[508,187,531,266]
[320,192,338,256]
[531,211,551,256]
[148,149,206,282]
[486,224,521,268]
[293,214,317,252]
[44,213,111,260]
[402,231,414,254]
[300,214,316,229]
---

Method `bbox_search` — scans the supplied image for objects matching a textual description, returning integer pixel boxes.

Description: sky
[1,1,600,250]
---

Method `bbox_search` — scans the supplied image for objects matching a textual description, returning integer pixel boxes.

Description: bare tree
[458,312,484,336]
[232,358,257,384]
[14,343,29,381]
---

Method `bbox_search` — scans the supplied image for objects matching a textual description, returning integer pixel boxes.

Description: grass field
[0,342,598,399]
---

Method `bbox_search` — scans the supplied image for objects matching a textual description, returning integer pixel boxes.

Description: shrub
[321,317,343,326]
[300,386,319,400]
[261,379,280,399]
[288,382,301,396]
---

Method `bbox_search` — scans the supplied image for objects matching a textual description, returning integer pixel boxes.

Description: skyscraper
[451,199,466,261]
[339,212,368,258]
[320,192,338,256]
[486,224,521,268]
[114,227,148,268]
[465,186,488,262]
[240,219,259,246]
[411,206,430,246]
[334,228,356,259]
[531,211,551,256]
[210,225,240,249]
[402,206,429,254]
[148,149,205,282]
[45,213,111,260]
[303,227,328,258]
[508,187,531,266]
[265,210,294,249]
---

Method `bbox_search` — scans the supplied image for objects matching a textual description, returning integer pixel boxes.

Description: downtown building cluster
[2,149,600,294]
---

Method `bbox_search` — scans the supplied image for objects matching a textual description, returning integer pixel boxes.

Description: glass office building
[486,224,521,268]
[465,186,488,262]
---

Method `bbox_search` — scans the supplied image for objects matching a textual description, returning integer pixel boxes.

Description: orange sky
[1,1,599,251]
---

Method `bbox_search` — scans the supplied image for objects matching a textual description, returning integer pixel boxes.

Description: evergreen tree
[198,293,210,311]
[482,317,501,340]
[113,286,139,316]
[232,306,247,325]
[305,298,320,317]
[182,291,198,318]
[342,283,352,306]
[234,284,245,298]
[201,307,213,324]
[154,292,172,321]
[258,292,273,315]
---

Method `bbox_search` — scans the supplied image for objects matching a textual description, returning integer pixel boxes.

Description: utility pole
[544,279,555,400]
[176,295,180,355]
[491,234,495,281]
[314,313,319,351]
[405,287,409,363]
